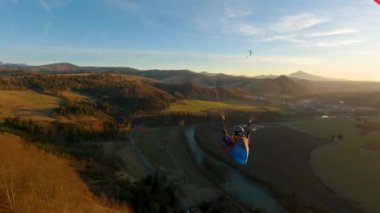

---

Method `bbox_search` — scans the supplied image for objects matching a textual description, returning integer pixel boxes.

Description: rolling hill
[31,62,80,72]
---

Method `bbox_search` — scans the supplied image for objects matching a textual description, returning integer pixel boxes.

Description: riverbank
[134,126,249,212]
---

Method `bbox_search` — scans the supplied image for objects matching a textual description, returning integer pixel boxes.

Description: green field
[165,99,274,113]
[284,118,361,139]
[0,90,61,120]
[311,132,380,213]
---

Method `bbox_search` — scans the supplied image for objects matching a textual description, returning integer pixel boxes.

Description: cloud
[228,12,329,39]
[261,35,307,44]
[103,0,138,11]
[237,23,263,36]
[306,28,358,37]
[37,0,73,15]
[257,14,360,48]
[223,0,253,18]
[302,40,362,47]
[38,0,52,15]
[271,13,328,32]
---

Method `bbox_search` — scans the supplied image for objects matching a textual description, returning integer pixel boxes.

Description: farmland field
[284,118,361,139]
[0,90,61,120]
[165,99,275,113]
[311,131,380,213]
[195,123,361,212]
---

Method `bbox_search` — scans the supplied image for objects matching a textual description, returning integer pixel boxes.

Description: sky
[0,0,379,80]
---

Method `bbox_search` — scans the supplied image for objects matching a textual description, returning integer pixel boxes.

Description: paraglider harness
[221,116,253,165]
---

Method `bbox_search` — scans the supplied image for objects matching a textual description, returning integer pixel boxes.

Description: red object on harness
[222,144,232,152]
[375,0,380,5]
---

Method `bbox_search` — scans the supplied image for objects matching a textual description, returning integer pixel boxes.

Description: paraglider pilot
[222,119,251,166]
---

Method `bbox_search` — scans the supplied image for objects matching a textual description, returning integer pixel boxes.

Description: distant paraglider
[246,50,253,59]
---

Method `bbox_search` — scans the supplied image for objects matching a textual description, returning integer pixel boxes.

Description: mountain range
[0,62,335,81]
[254,71,336,81]
[1,62,380,100]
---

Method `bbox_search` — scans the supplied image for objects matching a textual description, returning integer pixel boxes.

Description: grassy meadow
[0,90,61,120]
[311,131,380,213]
[60,90,92,102]
[165,99,275,113]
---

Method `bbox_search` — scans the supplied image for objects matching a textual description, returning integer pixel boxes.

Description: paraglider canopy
[375,0,380,5]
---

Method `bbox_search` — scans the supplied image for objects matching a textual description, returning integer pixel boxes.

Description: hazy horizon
[1,0,379,80]
[3,60,379,82]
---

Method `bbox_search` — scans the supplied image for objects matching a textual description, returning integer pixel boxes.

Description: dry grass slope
[0,133,131,213]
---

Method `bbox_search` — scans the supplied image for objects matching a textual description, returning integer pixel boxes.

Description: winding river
[184,125,285,212]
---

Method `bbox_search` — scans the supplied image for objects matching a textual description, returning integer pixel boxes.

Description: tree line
[3,117,117,144]
[0,73,174,117]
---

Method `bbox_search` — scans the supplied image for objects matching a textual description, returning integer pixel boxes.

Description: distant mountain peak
[292,71,309,75]
[289,71,331,81]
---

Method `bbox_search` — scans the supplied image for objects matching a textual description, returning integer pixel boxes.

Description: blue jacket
[222,131,250,165]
